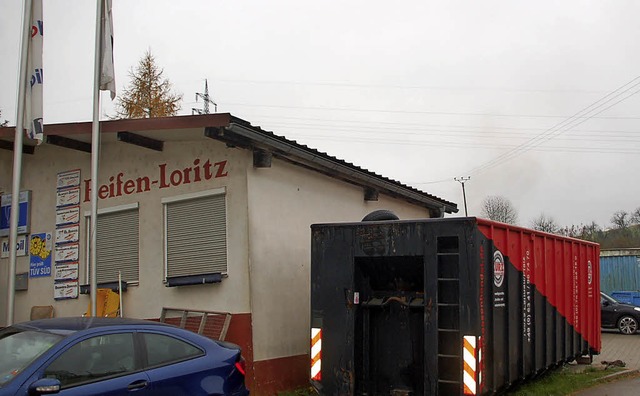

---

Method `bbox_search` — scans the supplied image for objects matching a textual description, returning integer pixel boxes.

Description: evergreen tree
[115,50,182,118]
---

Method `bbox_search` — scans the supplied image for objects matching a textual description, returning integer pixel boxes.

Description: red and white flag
[24,0,43,144]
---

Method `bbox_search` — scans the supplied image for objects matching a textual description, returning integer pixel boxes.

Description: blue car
[0,317,249,395]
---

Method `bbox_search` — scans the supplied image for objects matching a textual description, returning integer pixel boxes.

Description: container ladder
[436,236,462,395]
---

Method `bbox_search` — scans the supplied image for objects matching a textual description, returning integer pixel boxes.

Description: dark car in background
[0,317,249,396]
[601,292,640,335]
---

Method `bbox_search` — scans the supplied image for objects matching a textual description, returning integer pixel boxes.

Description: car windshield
[601,293,619,304]
[0,327,63,387]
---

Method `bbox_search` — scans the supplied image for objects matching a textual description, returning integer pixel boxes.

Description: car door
[601,295,618,327]
[138,332,221,395]
[20,331,152,396]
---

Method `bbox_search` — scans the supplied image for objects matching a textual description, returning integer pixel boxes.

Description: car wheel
[618,315,638,335]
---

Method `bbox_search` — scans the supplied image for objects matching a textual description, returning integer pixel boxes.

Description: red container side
[476,218,601,353]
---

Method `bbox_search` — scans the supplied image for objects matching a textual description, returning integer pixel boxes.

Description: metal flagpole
[89,0,116,316]
[118,271,123,317]
[90,0,104,317]
[7,0,33,326]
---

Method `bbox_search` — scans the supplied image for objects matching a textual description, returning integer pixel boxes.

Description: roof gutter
[226,122,457,214]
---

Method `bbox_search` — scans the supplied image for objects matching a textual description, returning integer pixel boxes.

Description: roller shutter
[165,194,227,278]
[95,208,139,283]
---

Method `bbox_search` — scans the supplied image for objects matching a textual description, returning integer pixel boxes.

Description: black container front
[354,255,425,394]
[310,218,596,396]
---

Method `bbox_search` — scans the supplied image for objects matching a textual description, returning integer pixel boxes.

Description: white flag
[24,0,43,144]
[100,0,116,100]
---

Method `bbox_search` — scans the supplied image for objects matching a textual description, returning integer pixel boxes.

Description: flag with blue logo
[24,0,43,145]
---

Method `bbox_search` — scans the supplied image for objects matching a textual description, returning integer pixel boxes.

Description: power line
[408,178,453,185]
[466,76,640,175]
[248,115,640,134]
[213,78,608,95]
[268,123,640,142]
[280,131,640,155]
[221,100,640,120]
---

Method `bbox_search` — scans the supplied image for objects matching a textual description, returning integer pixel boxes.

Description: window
[44,333,135,387]
[85,203,139,284]
[0,329,62,386]
[163,189,227,281]
[142,333,203,367]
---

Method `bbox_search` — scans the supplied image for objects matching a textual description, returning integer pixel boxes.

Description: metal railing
[159,307,232,341]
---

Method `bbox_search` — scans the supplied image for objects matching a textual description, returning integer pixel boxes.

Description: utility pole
[454,177,471,216]
[192,79,217,115]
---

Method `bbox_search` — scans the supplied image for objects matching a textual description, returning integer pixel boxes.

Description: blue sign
[0,191,31,237]
[29,232,52,278]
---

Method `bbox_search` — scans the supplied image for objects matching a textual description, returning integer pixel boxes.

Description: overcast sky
[2,0,640,229]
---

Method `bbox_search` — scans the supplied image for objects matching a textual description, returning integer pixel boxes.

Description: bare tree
[631,207,640,225]
[115,50,182,119]
[580,221,602,241]
[558,225,579,238]
[557,222,602,241]
[611,210,630,229]
[481,195,518,224]
[531,214,559,233]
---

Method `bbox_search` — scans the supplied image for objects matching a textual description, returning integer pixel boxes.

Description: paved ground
[593,330,640,369]
[573,330,640,395]
[575,375,640,396]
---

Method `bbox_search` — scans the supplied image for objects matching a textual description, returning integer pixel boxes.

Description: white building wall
[2,131,442,367]
[246,158,430,361]
[0,137,253,325]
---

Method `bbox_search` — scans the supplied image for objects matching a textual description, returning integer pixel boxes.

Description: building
[600,248,640,295]
[0,114,457,393]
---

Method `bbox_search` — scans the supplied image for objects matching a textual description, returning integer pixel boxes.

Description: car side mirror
[602,300,610,307]
[28,378,61,395]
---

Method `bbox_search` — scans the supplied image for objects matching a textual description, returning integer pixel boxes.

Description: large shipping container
[310,217,600,395]
[600,249,640,294]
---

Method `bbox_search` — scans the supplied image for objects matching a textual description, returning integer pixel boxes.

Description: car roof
[13,317,172,333]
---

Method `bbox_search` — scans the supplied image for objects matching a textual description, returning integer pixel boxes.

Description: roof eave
[225,121,458,214]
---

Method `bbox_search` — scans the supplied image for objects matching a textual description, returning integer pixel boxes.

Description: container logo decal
[587,260,593,285]
[493,250,505,288]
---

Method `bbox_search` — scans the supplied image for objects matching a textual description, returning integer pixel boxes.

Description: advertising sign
[56,187,81,208]
[0,191,31,237]
[54,262,79,281]
[57,169,81,189]
[54,280,78,300]
[55,206,80,226]
[55,224,80,245]
[29,232,52,278]
[55,243,79,263]
[1,235,28,258]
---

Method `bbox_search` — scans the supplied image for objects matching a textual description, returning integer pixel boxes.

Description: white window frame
[162,187,228,282]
